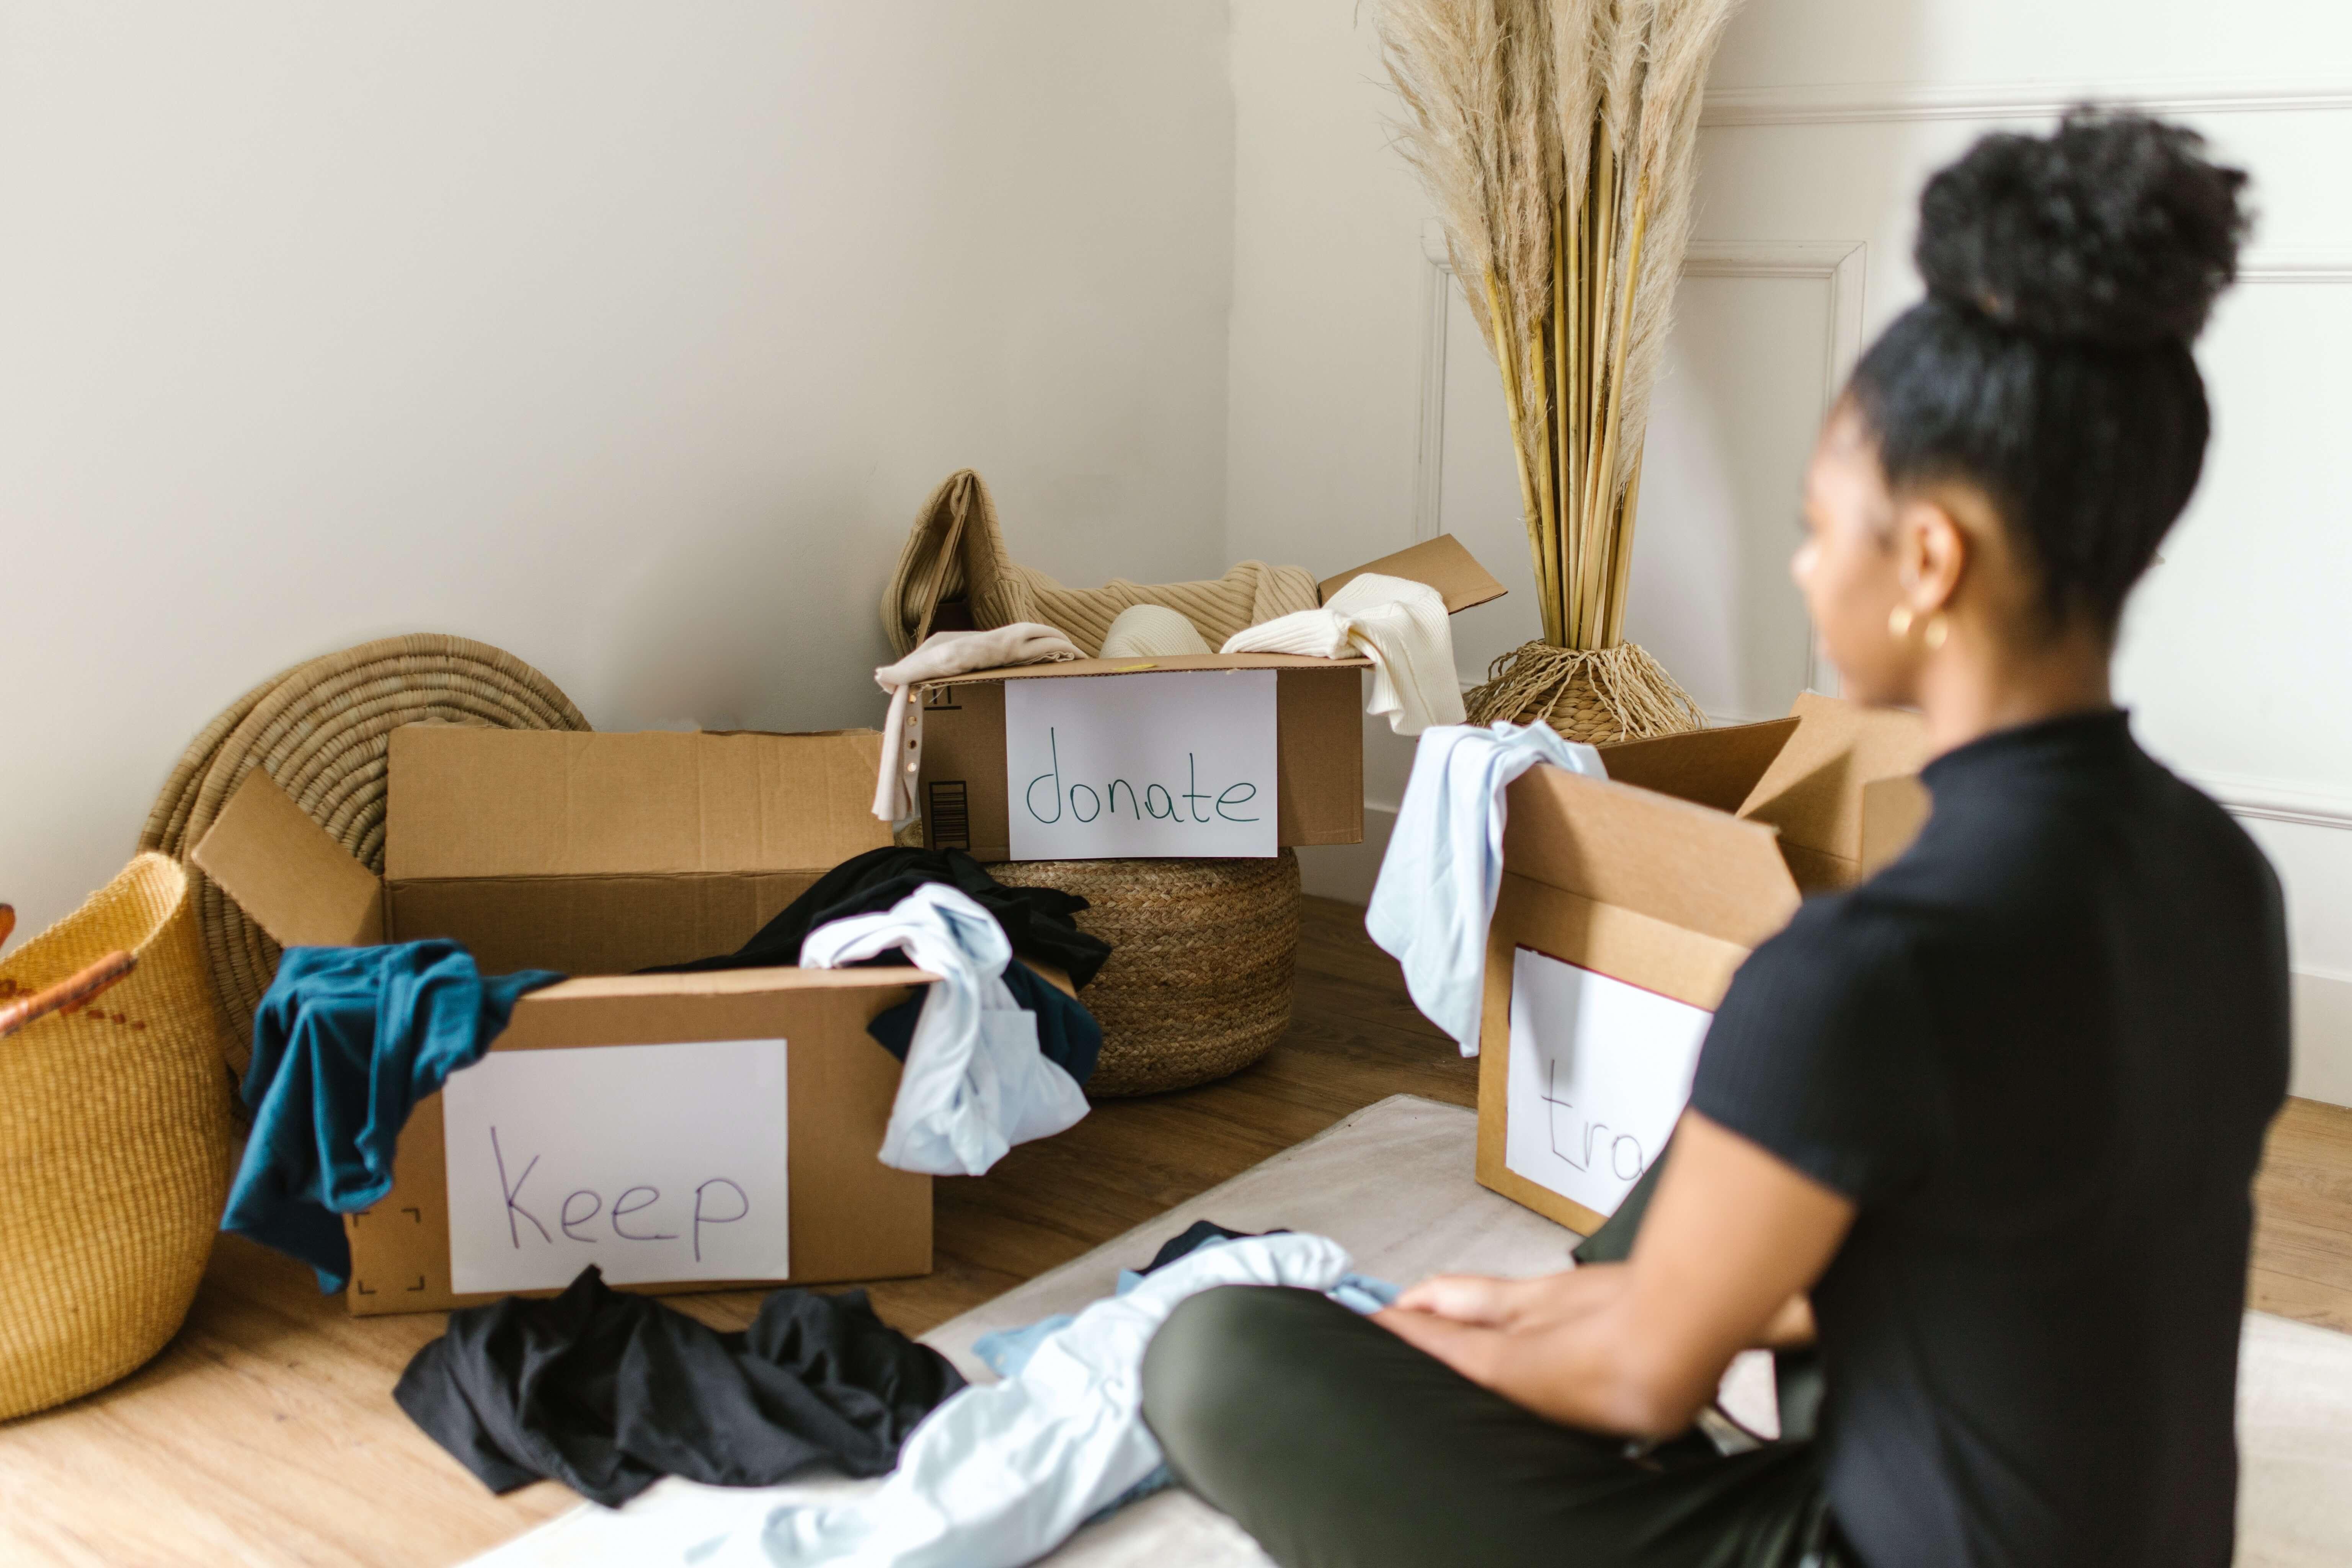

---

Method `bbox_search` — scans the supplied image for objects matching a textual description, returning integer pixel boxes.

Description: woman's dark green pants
[1138,1157,1851,1568]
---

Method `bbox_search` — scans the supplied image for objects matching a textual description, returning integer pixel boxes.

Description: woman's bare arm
[1376,1110,1853,1437]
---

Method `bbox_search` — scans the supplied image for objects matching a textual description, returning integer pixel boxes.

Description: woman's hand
[1368,1112,1855,1438]
[1392,1263,1628,1331]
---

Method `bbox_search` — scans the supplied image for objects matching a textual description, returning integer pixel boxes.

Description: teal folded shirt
[223,942,562,1292]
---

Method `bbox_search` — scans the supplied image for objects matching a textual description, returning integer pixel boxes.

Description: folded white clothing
[875,623,1084,690]
[1366,721,1607,1052]
[800,884,1089,1175]
[872,624,1084,824]
[1220,572,1465,735]
[1097,603,1213,660]
[739,1232,1354,1568]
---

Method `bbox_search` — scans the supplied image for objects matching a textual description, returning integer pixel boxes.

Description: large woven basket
[990,853,1300,1097]
[139,634,590,1072]
[0,855,233,1420]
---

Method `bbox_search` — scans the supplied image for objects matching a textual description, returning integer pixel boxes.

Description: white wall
[1225,0,2352,1103]
[0,1,1236,937]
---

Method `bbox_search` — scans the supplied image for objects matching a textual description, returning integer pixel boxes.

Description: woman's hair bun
[1915,108,2251,346]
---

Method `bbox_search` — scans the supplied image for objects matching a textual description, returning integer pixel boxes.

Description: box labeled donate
[917,534,1507,861]
[193,726,929,1316]
[1476,693,1934,1234]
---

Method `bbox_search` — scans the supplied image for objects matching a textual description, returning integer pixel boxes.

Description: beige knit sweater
[880,470,1319,658]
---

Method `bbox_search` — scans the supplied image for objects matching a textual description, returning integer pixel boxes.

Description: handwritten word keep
[489,1127,749,1263]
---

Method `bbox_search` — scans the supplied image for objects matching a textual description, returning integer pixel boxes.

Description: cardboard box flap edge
[193,771,386,948]
[1502,764,1802,950]
[1317,532,1507,614]
[924,651,1373,689]
[387,726,891,880]
[1594,717,1800,816]
[1737,693,1934,876]
[192,768,928,1002]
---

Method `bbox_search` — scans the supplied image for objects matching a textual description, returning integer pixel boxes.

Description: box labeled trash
[194,726,930,1316]
[1476,693,1933,1234]
[917,534,1507,861]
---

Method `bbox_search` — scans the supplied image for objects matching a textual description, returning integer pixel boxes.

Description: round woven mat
[139,635,590,1070]
[991,852,1300,1097]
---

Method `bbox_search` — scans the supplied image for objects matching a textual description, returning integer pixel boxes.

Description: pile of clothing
[407,1222,1387,1566]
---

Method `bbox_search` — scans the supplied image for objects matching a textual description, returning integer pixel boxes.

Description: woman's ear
[1890,493,1968,615]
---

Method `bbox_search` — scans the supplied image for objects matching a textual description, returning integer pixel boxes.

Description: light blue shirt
[1365,721,1606,1052]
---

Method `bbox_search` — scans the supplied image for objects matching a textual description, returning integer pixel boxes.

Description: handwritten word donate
[1022,727,1259,827]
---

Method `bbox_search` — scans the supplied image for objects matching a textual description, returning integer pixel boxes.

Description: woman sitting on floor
[1141,110,2283,1568]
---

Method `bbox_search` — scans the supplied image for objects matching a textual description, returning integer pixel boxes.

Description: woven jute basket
[139,634,589,1072]
[0,855,233,1421]
[990,853,1301,1097]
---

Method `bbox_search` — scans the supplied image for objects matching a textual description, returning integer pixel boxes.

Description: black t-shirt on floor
[1689,710,2289,1568]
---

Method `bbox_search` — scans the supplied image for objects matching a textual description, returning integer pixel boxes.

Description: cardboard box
[194,726,931,1315]
[1475,693,1932,1234]
[917,534,1506,861]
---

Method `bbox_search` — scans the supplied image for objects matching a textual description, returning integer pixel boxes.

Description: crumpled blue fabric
[1366,720,1606,1051]
[223,941,561,1291]
[968,1235,1401,1526]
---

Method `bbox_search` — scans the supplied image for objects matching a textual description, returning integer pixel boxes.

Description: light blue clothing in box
[1366,720,1606,1052]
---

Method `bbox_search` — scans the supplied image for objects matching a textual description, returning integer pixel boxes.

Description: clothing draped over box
[1366,721,1607,1051]
[865,958,1100,1092]
[800,883,1090,1177]
[395,1265,966,1509]
[871,624,1082,826]
[1221,571,1466,736]
[222,941,562,1292]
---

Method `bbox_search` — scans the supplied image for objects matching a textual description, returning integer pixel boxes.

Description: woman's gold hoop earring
[1888,605,1914,639]
[1923,613,1949,651]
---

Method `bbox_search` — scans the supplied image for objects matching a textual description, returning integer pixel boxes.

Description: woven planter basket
[1464,639,1706,745]
[0,855,232,1421]
[139,634,590,1072]
[990,853,1301,1097]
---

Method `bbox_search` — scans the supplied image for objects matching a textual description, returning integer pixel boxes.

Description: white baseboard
[1296,802,1398,907]
[1304,803,2352,1109]
[2293,970,2352,1108]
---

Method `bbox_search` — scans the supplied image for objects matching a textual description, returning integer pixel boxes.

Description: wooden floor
[2,896,2347,1567]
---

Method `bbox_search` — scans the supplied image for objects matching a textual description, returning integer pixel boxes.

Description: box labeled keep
[194,726,929,1315]
[1476,693,1934,1234]
[916,534,1508,861]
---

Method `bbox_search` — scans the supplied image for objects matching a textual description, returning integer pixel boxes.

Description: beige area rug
[467,1095,2352,1568]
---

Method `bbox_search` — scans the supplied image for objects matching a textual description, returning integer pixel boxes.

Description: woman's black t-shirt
[1689,710,2289,1568]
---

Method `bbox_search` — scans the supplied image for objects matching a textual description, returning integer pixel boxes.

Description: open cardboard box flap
[1316,532,1506,613]
[388,725,885,879]
[198,727,897,978]
[190,726,933,1314]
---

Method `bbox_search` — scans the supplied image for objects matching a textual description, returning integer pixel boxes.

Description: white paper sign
[1505,949,1711,1220]
[1004,670,1278,860]
[442,1039,789,1294]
